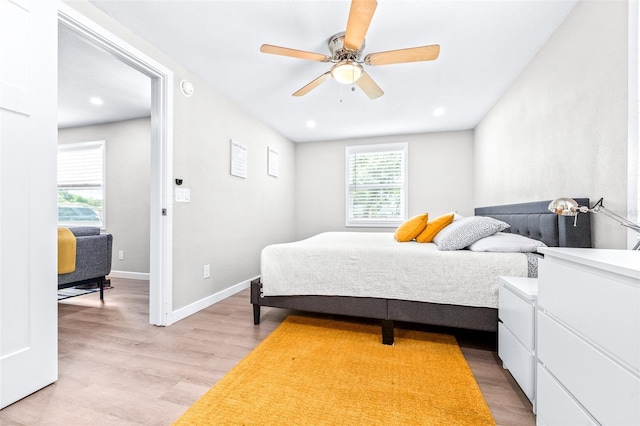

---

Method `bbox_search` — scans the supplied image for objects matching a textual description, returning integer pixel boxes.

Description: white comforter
[261,232,529,309]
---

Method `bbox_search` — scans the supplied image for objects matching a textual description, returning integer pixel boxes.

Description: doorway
[58,4,173,325]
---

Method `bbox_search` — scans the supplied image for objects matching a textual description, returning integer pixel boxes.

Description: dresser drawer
[538,257,640,372]
[499,280,535,350]
[536,363,596,426]
[537,312,640,425]
[498,322,535,402]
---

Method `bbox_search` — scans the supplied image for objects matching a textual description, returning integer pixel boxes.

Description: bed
[251,199,592,344]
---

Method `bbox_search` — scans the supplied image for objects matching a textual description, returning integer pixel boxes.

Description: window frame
[57,140,107,229]
[345,142,408,228]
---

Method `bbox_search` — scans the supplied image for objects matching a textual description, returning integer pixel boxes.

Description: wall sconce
[548,197,640,250]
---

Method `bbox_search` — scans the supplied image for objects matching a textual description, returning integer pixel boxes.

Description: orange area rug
[173,315,495,425]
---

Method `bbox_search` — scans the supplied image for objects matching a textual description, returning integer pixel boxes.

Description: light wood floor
[0,278,535,425]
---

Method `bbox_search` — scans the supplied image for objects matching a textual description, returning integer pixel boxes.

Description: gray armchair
[58,227,113,300]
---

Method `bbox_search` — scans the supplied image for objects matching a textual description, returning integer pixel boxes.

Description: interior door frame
[58,4,174,325]
[628,0,639,249]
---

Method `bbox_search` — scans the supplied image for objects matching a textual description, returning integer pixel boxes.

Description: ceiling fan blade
[344,0,378,51]
[355,71,383,99]
[293,72,331,97]
[364,45,441,66]
[260,44,330,62]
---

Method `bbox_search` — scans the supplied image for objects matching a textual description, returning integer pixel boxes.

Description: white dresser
[536,248,640,426]
[498,276,538,405]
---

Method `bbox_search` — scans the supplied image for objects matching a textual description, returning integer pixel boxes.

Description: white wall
[67,1,297,311]
[474,0,629,249]
[58,118,151,274]
[295,131,474,240]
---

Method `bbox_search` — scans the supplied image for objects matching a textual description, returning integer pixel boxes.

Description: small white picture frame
[267,147,279,177]
[230,139,247,179]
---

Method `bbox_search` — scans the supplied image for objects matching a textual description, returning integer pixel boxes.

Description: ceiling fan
[260,0,440,100]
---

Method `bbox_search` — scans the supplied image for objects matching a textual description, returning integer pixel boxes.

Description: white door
[0,0,58,408]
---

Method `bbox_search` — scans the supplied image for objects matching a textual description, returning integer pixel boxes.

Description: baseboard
[109,270,150,281]
[168,275,259,325]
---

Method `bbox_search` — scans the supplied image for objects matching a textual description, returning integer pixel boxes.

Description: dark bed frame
[251,199,592,344]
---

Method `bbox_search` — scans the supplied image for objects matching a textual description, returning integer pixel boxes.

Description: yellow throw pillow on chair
[58,227,77,274]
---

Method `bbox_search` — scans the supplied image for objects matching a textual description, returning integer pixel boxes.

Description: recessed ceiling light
[306,120,316,128]
[90,97,104,106]
[433,107,445,117]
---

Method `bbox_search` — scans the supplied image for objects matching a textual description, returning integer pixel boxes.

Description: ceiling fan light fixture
[330,61,363,84]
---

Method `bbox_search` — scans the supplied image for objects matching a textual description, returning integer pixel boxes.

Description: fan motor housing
[328,32,364,62]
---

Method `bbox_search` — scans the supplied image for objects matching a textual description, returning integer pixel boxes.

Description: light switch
[175,188,191,203]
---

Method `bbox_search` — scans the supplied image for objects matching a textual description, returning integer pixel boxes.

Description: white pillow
[433,216,510,251]
[467,232,547,252]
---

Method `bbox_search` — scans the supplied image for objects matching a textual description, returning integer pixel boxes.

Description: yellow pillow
[394,213,429,242]
[416,213,455,243]
[58,227,77,274]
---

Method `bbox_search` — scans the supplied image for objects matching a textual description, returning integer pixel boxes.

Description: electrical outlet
[118,250,124,260]
[203,264,210,279]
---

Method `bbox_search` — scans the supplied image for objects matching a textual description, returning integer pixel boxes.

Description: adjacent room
[57,24,152,305]
[0,0,638,425]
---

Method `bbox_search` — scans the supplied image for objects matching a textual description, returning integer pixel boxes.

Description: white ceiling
[58,25,151,129]
[60,0,578,142]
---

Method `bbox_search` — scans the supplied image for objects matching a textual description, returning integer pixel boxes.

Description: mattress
[261,232,530,309]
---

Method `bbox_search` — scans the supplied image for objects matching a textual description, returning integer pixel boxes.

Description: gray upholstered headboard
[475,198,592,248]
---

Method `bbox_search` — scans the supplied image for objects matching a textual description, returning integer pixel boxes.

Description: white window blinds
[58,142,104,187]
[57,141,105,228]
[345,142,408,227]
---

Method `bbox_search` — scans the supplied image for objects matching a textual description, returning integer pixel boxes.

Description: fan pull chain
[351,66,356,92]
[338,82,357,103]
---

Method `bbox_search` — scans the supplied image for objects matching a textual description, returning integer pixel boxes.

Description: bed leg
[253,304,261,325]
[382,319,394,345]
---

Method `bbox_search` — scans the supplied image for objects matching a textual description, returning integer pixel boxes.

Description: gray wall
[474,0,629,248]
[295,131,474,240]
[58,118,151,274]
[69,1,297,311]
[171,71,296,309]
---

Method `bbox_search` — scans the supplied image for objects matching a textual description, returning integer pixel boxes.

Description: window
[345,142,408,227]
[57,141,105,228]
